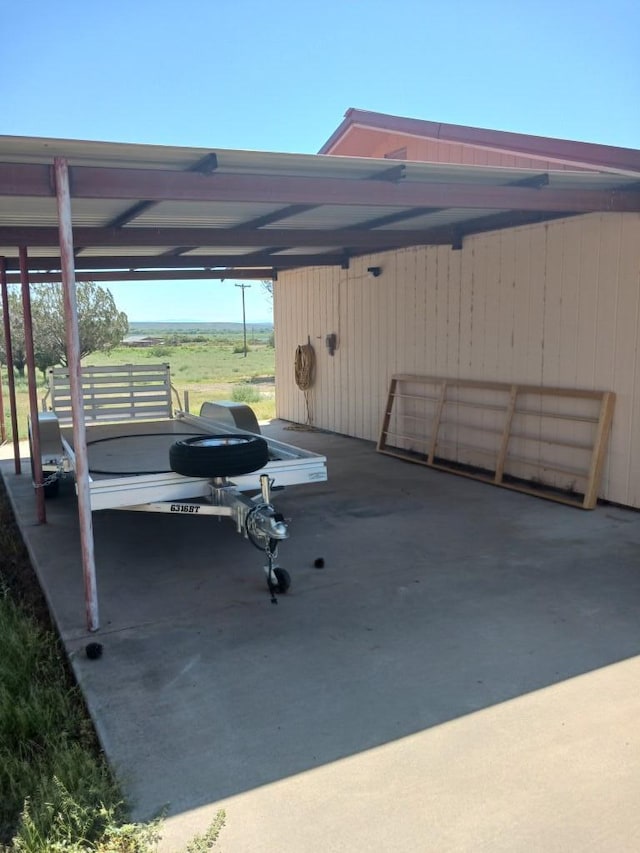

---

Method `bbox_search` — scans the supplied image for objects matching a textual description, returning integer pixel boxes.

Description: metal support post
[1,257,22,473]
[0,362,5,443]
[19,247,45,523]
[54,157,99,632]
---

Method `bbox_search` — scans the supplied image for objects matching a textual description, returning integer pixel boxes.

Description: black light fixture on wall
[367,266,382,278]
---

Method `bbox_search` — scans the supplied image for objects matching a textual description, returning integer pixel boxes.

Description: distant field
[1,329,276,441]
[128,321,273,335]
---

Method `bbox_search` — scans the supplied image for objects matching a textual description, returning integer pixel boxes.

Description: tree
[0,282,128,376]
[0,290,27,375]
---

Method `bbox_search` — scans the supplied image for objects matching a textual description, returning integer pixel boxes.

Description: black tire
[272,567,291,594]
[169,434,269,478]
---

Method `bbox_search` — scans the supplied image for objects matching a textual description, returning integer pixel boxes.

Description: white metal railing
[41,363,181,424]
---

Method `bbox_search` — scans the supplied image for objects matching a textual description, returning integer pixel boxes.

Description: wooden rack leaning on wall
[377,375,615,509]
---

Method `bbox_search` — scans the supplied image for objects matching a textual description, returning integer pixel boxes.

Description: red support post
[0,257,21,473]
[0,362,5,444]
[54,157,99,632]
[19,247,46,523]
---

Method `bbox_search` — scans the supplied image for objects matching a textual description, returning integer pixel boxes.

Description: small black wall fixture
[367,266,382,278]
[325,333,337,356]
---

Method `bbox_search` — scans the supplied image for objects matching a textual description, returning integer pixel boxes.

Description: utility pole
[235,283,251,357]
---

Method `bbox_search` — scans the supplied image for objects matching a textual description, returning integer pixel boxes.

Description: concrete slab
[3,422,640,851]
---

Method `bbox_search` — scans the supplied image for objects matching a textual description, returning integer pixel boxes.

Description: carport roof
[1,134,639,282]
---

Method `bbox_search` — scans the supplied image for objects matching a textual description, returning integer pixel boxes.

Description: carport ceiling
[1,134,639,282]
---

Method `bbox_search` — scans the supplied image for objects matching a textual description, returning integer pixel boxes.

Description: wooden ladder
[378,374,615,509]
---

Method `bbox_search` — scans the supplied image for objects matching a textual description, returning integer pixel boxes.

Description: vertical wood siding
[330,129,589,170]
[275,212,640,507]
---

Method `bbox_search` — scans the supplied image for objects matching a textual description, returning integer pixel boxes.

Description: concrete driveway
[3,423,640,851]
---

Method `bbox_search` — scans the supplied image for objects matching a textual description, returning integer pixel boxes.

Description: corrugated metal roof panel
[271,247,343,256]
[379,208,509,230]
[0,196,59,226]
[180,247,264,257]
[262,204,407,229]
[546,170,640,189]
[0,196,130,227]
[0,246,57,258]
[77,247,169,258]
[129,201,284,228]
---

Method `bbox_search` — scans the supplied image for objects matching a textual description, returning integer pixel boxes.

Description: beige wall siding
[274,212,640,507]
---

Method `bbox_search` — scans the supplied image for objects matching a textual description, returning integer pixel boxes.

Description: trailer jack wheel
[272,567,291,594]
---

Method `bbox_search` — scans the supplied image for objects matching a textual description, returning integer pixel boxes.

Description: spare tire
[169,434,269,478]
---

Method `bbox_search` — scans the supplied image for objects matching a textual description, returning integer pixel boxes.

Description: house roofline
[319,108,640,173]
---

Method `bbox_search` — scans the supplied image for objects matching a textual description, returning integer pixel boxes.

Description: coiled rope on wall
[294,342,315,425]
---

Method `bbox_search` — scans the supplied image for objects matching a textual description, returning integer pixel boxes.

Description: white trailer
[32,364,327,600]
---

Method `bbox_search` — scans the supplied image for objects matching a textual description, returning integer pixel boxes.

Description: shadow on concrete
[3,422,640,825]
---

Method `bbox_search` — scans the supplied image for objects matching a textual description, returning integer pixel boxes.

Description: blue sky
[2,0,638,322]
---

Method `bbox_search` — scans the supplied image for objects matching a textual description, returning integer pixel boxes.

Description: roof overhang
[1,134,639,282]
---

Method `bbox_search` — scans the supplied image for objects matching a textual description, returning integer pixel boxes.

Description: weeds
[0,484,224,851]
[183,810,226,853]
[0,548,122,848]
[231,383,261,403]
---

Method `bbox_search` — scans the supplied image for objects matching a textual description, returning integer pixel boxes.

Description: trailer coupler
[244,475,291,603]
[121,474,292,600]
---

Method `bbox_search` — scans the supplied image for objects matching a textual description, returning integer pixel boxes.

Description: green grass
[1,332,276,441]
[84,336,274,385]
[0,484,226,851]
[0,490,123,849]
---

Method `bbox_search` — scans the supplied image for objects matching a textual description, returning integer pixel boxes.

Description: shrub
[149,346,172,358]
[231,384,261,404]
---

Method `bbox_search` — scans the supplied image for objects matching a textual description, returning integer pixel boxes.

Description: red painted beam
[62,167,640,212]
[0,216,570,250]
[2,269,276,283]
[0,162,53,195]
[0,251,346,271]
[0,226,428,249]
[1,162,639,212]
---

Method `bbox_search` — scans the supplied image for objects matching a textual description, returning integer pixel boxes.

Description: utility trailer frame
[33,364,327,600]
